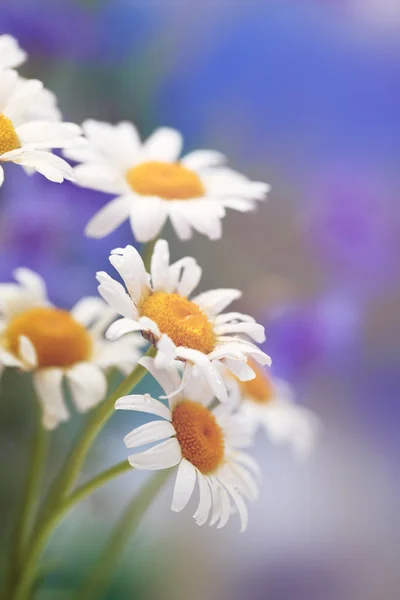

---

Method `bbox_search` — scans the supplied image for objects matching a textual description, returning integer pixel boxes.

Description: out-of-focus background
[0,1,399,599]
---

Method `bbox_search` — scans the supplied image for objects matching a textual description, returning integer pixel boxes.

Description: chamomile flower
[227,358,320,460]
[0,69,84,186]
[116,357,260,531]
[64,121,270,242]
[97,239,270,403]
[0,269,144,430]
[0,34,61,122]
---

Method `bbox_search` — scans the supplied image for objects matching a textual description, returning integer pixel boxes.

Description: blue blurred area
[0,1,399,599]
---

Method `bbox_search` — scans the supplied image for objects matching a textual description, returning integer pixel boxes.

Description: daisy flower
[97,239,271,403]
[64,120,270,242]
[0,34,61,122]
[0,268,145,430]
[227,358,320,460]
[116,357,260,531]
[0,68,84,187]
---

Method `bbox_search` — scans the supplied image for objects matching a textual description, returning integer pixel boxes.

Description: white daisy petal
[18,335,37,368]
[85,196,132,238]
[171,458,197,513]
[168,205,193,240]
[224,358,255,382]
[226,485,248,533]
[109,245,149,304]
[194,472,212,526]
[192,289,242,316]
[0,35,27,69]
[4,77,42,121]
[154,335,177,369]
[96,272,137,320]
[13,268,48,304]
[71,297,107,326]
[150,239,171,292]
[2,149,74,183]
[115,393,172,421]
[124,420,175,449]
[141,127,183,162]
[215,312,255,325]
[215,322,266,343]
[176,347,228,403]
[0,165,4,187]
[138,356,181,399]
[181,149,226,170]
[33,368,69,431]
[0,349,23,368]
[66,363,107,413]
[73,163,126,194]
[217,486,232,529]
[170,257,202,297]
[209,479,223,526]
[128,438,182,470]
[106,318,141,341]
[129,196,168,243]
[0,69,18,113]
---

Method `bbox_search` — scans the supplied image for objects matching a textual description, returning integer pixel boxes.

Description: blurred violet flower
[262,292,360,383]
[302,167,397,291]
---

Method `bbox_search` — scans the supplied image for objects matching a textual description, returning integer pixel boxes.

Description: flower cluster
[0,35,320,535]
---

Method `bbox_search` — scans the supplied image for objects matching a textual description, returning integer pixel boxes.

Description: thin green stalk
[34,346,155,533]
[141,237,158,272]
[3,403,47,596]
[77,470,171,600]
[10,461,132,600]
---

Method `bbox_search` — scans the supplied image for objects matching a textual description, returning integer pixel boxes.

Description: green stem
[141,237,158,272]
[35,347,155,532]
[3,403,47,596]
[10,461,132,600]
[77,470,171,600]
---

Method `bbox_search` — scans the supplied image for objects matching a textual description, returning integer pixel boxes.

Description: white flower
[226,358,320,460]
[0,69,84,186]
[96,239,270,403]
[0,268,145,430]
[0,35,61,122]
[64,121,270,242]
[116,357,260,531]
[0,35,27,69]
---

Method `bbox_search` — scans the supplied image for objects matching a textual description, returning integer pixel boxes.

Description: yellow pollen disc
[239,358,275,404]
[126,161,205,200]
[172,400,225,474]
[140,292,215,354]
[5,307,92,368]
[0,113,20,156]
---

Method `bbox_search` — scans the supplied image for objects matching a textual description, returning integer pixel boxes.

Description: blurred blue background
[0,1,399,599]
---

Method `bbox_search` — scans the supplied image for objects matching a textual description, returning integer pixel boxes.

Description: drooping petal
[33,368,69,430]
[193,471,212,526]
[128,438,182,470]
[171,458,197,512]
[138,356,181,399]
[106,317,142,341]
[66,363,107,413]
[176,347,228,403]
[85,196,132,238]
[124,420,175,449]
[115,393,171,421]
[129,197,168,243]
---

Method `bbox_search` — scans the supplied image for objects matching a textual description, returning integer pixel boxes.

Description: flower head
[64,121,270,242]
[96,240,270,403]
[0,68,84,186]
[0,268,144,429]
[227,358,320,460]
[116,357,260,531]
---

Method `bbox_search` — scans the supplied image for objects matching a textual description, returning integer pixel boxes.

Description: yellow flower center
[140,292,215,354]
[172,400,225,474]
[126,161,205,200]
[5,307,92,368]
[238,358,275,404]
[0,113,20,156]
